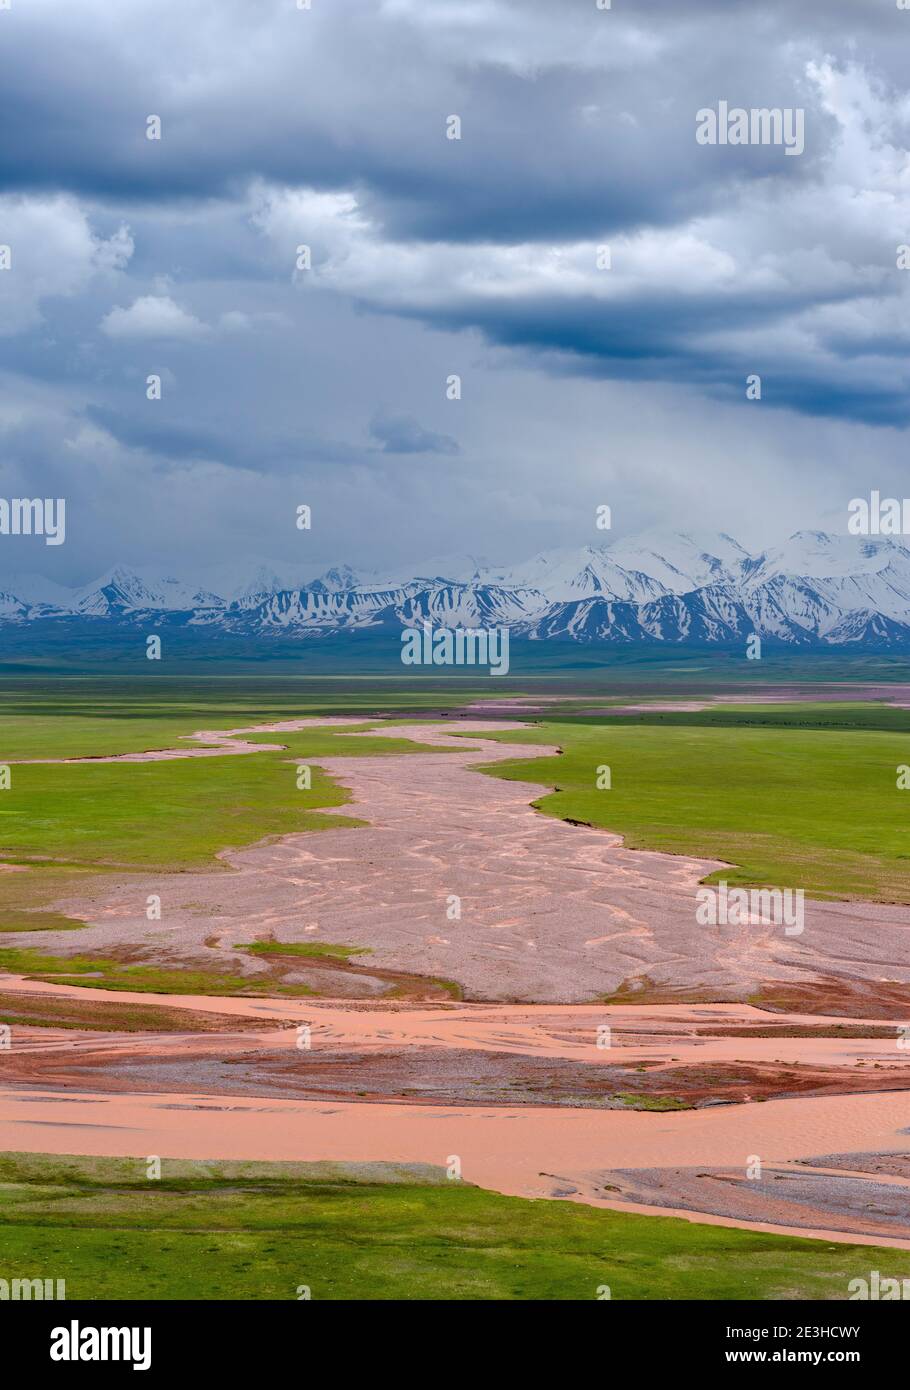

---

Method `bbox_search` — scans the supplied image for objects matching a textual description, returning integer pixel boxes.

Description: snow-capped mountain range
[4,530,910,648]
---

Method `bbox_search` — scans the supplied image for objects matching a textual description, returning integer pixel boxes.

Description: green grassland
[0,694,463,935]
[3,686,910,966]
[473,703,910,903]
[0,1152,905,1301]
[239,940,370,959]
[0,751,357,936]
[0,755,352,869]
[0,719,463,873]
[0,679,489,759]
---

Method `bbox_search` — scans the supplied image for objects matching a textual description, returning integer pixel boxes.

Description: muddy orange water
[2,985,909,1069]
[2,1076,910,1246]
[4,981,910,1243]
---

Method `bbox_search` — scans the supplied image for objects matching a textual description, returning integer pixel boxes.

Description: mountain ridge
[4,530,910,649]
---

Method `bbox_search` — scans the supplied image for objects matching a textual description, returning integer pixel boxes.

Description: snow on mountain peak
[4,528,910,647]
[603,529,750,593]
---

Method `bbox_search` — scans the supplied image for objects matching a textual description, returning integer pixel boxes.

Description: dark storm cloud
[0,0,833,238]
[1,0,910,581]
[84,402,369,472]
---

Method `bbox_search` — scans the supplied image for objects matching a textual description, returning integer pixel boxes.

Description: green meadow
[474,702,910,903]
[0,678,487,759]
[0,684,467,935]
[1,682,910,962]
[0,1152,904,1301]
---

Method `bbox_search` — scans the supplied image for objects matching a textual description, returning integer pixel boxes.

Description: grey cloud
[369,410,460,456]
[0,0,909,580]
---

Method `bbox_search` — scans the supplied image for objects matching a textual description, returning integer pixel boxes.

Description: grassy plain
[1,1151,905,1301]
[476,703,910,902]
[0,686,467,933]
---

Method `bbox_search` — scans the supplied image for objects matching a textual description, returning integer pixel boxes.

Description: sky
[2,0,910,585]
